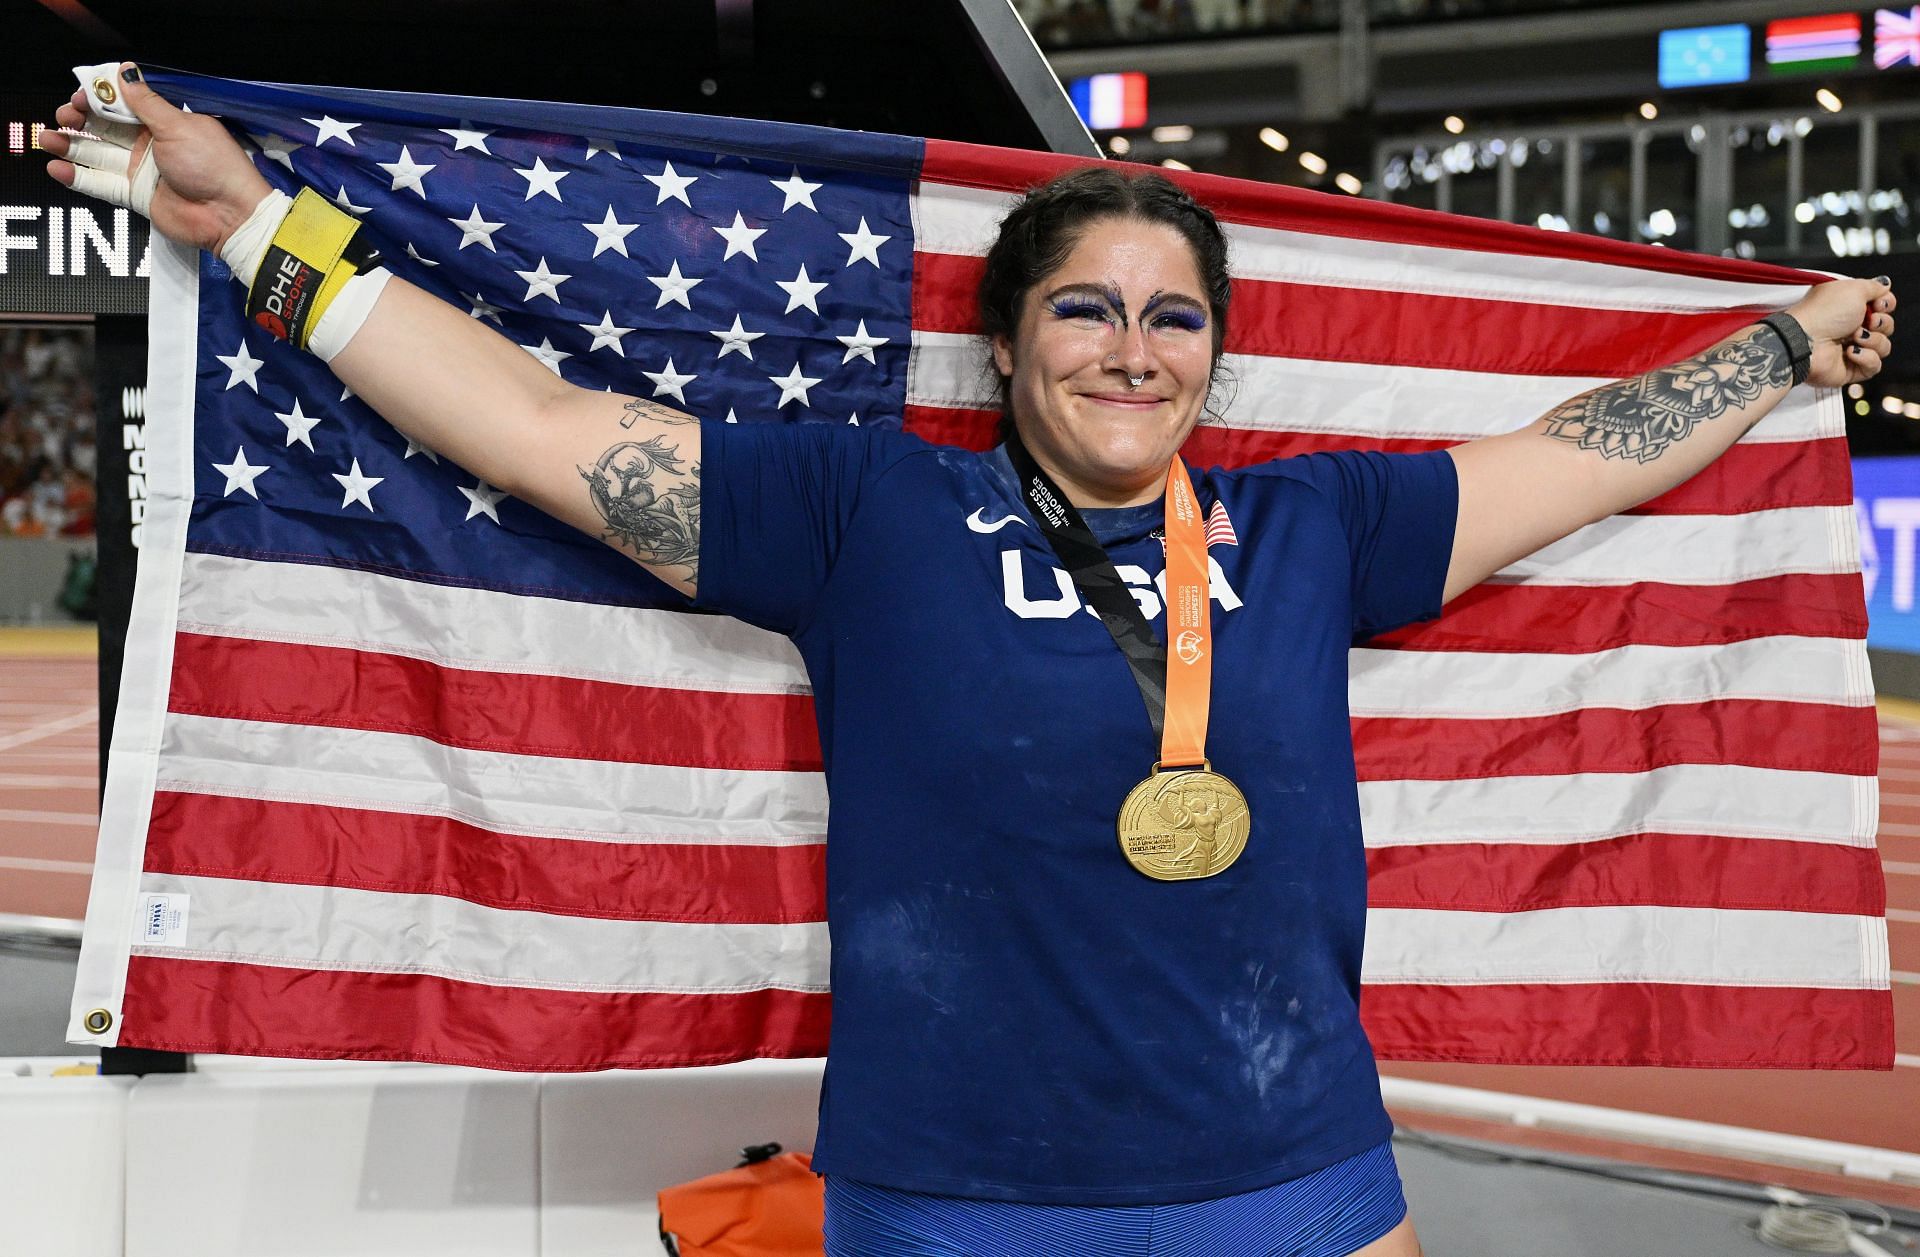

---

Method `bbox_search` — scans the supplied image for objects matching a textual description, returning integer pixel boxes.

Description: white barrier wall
[0,1057,826,1257]
[0,1072,132,1257]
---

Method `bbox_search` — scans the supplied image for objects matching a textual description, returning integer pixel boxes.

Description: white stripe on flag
[913,182,1815,311]
[1360,762,1877,848]
[1349,636,1873,718]
[906,331,1834,445]
[1361,904,1886,986]
[158,714,827,846]
[176,552,811,694]
[1496,507,1854,585]
[134,872,830,992]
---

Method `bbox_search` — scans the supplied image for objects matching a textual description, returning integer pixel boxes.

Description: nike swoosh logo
[966,508,1029,534]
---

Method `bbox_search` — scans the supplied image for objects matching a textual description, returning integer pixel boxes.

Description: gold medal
[1118,763,1251,881]
[1116,458,1249,880]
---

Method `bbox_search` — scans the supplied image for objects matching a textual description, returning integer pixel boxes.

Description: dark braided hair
[979,166,1232,443]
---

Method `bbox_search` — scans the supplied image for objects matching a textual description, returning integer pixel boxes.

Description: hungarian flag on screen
[69,70,1892,1070]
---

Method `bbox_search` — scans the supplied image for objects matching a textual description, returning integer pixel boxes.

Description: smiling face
[991,216,1218,508]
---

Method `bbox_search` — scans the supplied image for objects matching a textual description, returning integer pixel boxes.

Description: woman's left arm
[1442,277,1897,604]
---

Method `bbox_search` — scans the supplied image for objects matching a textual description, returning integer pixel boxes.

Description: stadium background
[2,1,1918,1253]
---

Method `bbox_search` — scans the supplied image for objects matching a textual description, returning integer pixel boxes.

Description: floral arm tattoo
[578,399,701,576]
[1542,325,1795,464]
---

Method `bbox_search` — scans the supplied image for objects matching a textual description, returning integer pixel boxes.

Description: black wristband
[1756,312,1812,388]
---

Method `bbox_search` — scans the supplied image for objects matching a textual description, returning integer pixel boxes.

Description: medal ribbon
[1004,435,1213,768]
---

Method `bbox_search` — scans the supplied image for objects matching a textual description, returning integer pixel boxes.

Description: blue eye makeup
[1151,307,1208,332]
[1050,298,1112,321]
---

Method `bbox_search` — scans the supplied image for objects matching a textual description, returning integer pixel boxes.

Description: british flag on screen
[69,70,1892,1070]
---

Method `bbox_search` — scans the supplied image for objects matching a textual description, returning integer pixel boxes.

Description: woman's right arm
[43,68,703,598]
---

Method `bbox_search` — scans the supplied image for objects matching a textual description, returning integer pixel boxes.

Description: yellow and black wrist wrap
[245,188,381,350]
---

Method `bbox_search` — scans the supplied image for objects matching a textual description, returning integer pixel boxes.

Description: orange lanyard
[1159,457,1212,769]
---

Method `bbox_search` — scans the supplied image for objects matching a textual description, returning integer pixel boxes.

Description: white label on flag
[138,893,189,947]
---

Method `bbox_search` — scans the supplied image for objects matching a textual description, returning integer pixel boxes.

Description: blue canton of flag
[163,74,919,608]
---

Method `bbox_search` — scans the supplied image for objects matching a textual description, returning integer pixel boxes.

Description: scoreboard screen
[0,95,151,315]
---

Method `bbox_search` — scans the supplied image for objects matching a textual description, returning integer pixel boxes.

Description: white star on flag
[584,137,622,161]
[648,261,702,310]
[439,125,492,153]
[711,315,764,360]
[713,212,766,261]
[212,446,269,498]
[581,311,634,355]
[247,133,303,171]
[215,341,264,392]
[645,161,698,206]
[523,338,573,376]
[644,358,698,405]
[304,115,360,147]
[772,169,821,211]
[585,206,638,257]
[848,413,861,426]
[836,320,889,364]
[404,243,440,268]
[515,157,570,201]
[403,437,440,463]
[724,408,740,423]
[273,399,322,450]
[332,458,383,511]
[838,218,891,267]
[449,205,504,250]
[516,258,571,303]
[378,146,435,196]
[460,480,508,524]
[464,292,504,323]
[769,362,821,408]
[777,264,827,314]
[333,186,371,215]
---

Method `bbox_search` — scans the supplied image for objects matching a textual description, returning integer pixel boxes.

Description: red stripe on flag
[913,251,1768,377]
[1352,700,1878,781]
[907,407,1849,516]
[119,955,831,1070]
[1375,575,1867,653]
[167,633,823,772]
[144,791,827,925]
[1365,832,1887,917]
[1771,14,1860,37]
[1361,981,1893,1068]
[904,404,1000,449]
[920,140,1832,288]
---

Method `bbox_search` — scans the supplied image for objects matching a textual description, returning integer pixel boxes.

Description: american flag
[1205,499,1239,548]
[69,71,1891,1070]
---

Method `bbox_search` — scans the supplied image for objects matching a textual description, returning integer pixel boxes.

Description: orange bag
[657,1144,826,1257]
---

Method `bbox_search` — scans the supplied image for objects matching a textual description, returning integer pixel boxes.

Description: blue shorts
[823,1139,1408,1257]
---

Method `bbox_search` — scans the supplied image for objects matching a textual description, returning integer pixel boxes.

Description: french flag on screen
[1068,73,1148,131]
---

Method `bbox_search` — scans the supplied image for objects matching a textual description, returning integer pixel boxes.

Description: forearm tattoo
[579,435,701,574]
[1542,325,1794,463]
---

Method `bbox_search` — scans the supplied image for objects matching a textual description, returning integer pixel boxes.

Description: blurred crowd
[0,328,97,539]
[1015,0,1631,43]
[1016,0,1333,43]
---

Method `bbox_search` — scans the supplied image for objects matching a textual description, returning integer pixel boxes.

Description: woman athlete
[46,65,1896,1257]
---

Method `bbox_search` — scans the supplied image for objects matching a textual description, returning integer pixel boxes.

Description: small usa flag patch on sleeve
[1205,500,1239,548]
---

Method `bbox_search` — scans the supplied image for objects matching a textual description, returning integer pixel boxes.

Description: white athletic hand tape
[307,269,393,364]
[218,190,292,289]
[64,64,158,217]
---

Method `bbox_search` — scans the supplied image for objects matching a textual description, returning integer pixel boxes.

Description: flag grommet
[82,1008,112,1034]
[92,78,117,106]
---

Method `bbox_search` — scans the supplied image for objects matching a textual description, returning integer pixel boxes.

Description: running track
[2,628,1914,1197]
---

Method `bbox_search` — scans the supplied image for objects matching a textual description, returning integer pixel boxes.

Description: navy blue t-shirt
[695,420,1459,1205]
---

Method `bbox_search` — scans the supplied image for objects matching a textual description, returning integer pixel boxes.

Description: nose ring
[1127,374,1145,389]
